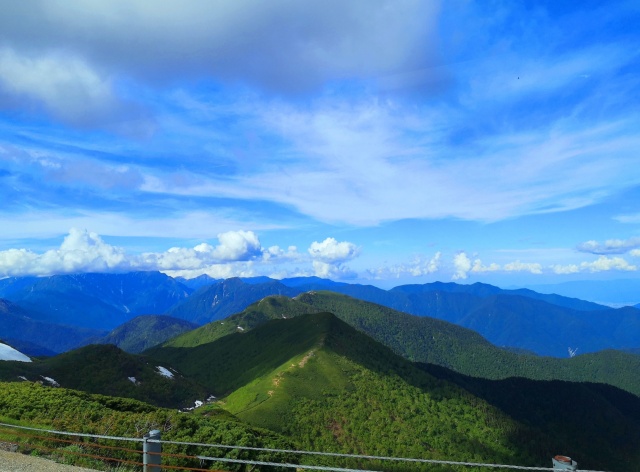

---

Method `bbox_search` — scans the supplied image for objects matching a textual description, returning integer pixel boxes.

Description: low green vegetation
[0,382,296,471]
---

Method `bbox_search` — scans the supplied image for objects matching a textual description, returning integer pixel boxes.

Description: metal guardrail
[0,422,606,472]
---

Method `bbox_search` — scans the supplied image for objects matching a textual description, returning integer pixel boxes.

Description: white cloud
[615,213,640,224]
[139,230,263,270]
[631,249,640,257]
[262,245,301,262]
[367,252,441,279]
[142,91,640,226]
[213,230,262,261]
[308,238,359,263]
[0,228,130,277]
[471,259,500,273]
[455,253,545,278]
[503,261,543,274]
[452,252,472,280]
[552,256,637,274]
[0,229,362,280]
[0,1,439,95]
[307,237,359,279]
[0,48,119,126]
[577,237,640,255]
[582,256,637,272]
[311,260,357,280]
[161,262,257,281]
[551,264,580,275]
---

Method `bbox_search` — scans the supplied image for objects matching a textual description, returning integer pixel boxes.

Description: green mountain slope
[158,292,640,397]
[0,344,207,408]
[162,295,323,348]
[148,312,640,471]
[98,315,198,353]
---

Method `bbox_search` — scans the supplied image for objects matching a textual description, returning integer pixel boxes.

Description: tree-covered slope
[162,295,323,348]
[0,344,207,408]
[150,313,640,471]
[159,292,640,397]
[98,315,198,353]
[295,291,640,396]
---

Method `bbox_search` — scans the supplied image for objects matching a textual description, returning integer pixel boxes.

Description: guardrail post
[143,429,162,472]
[552,455,577,471]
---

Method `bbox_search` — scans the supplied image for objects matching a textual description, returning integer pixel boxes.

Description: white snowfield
[156,366,174,379]
[0,343,31,362]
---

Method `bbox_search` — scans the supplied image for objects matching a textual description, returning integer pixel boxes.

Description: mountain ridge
[149,312,640,471]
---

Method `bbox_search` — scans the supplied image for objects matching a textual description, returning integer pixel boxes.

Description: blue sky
[1,0,640,288]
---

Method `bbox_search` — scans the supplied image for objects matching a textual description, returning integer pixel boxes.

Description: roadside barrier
[0,422,606,472]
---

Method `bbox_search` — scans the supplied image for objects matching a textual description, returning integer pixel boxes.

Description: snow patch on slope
[41,376,60,387]
[156,366,174,379]
[0,343,31,362]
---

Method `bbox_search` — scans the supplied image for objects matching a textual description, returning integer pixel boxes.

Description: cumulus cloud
[312,260,358,280]
[454,253,543,279]
[503,261,543,274]
[0,229,362,280]
[307,237,359,279]
[631,249,640,257]
[552,256,637,274]
[582,256,637,272]
[139,230,263,270]
[161,262,257,281]
[262,245,301,262]
[367,252,441,279]
[308,238,359,262]
[551,264,580,275]
[471,259,500,273]
[576,237,640,255]
[452,252,472,280]
[0,228,130,277]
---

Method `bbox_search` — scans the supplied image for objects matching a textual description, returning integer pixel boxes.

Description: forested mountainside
[158,292,640,397]
[148,312,640,471]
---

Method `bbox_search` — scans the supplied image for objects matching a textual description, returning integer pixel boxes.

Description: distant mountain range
[0,271,192,330]
[165,276,640,356]
[0,298,106,355]
[1,272,639,358]
[527,278,640,305]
